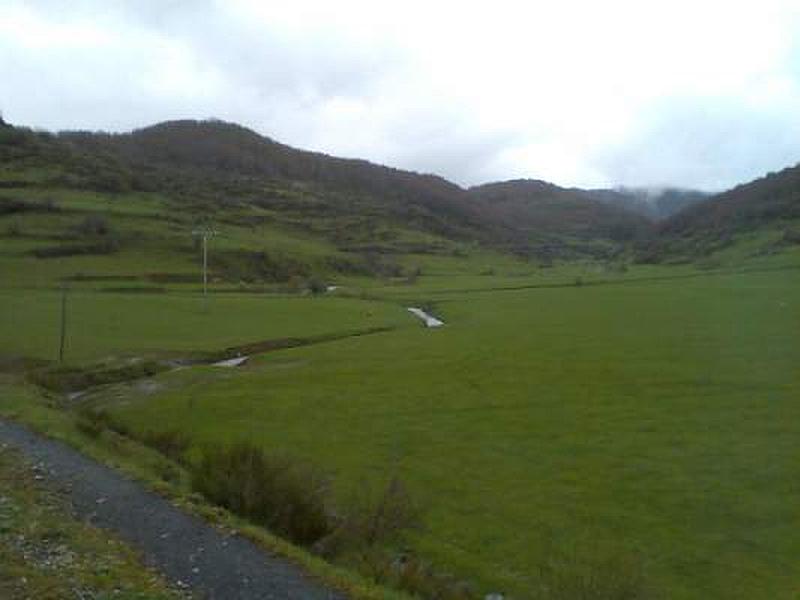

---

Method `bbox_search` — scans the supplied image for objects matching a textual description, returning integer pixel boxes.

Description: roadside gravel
[0,419,344,600]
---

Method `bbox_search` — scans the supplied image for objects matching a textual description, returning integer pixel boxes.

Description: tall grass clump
[137,429,191,463]
[31,360,166,393]
[74,407,113,439]
[190,442,331,545]
[315,476,422,558]
[533,546,656,600]
[348,549,478,600]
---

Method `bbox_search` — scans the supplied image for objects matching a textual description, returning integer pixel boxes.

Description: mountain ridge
[53,119,661,257]
[3,117,799,265]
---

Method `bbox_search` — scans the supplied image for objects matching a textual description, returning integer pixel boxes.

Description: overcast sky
[2,0,800,190]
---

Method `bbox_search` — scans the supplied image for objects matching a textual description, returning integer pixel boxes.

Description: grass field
[2,187,799,598]
[0,289,412,363]
[84,264,799,599]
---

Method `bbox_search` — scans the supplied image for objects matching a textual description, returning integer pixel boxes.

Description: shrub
[391,557,477,600]
[30,360,166,393]
[137,430,191,463]
[40,198,59,212]
[286,275,306,293]
[74,407,129,439]
[154,460,182,484]
[0,199,28,215]
[210,249,310,283]
[109,428,449,598]
[33,239,120,258]
[74,214,111,236]
[307,276,327,295]
[404,266,422,284]
[782,228,800,245]
[190,442,331,546]
[5,221,21,237]
[325,255,372,276]
[348,550,477,600]
[321,477,422,555]
[91,170,131,193]
[0,198,59,215]
[75,410,109,439]
[0,125,31,145]
[188,441,425,556]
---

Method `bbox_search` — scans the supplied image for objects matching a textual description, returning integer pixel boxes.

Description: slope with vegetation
[1,119,492,286]
[1,117,669,269]
[635,164,800,264]
[1,115,799,599]
[467,179,653,261]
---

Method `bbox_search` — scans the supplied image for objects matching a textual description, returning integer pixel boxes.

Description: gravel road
[0,419,345,600]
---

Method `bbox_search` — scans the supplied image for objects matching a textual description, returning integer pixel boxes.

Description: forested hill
[3,119,665,258]
[633,164,800,263]
[659,164,800,236]
[468,179,653,243]
[5,117,799,266]
[61,120,483,228]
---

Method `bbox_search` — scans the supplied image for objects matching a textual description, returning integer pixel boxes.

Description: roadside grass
[0,376,413,600]
[1,376,476,599]
[81,401,474,598]
[190,440,332,546]
[0,444,183,599]
[105,266,800,599]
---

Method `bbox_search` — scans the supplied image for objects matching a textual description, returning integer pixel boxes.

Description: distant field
[101,266,800,599]
[0,289,410,363]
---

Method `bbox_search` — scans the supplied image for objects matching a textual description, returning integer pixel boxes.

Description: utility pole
[59,284,68,363]
[192,226,217,310]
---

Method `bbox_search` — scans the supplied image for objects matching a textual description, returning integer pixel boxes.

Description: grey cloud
[594,98,800,191]
[2,1,800,191]
[108,2,402,102]
[390,127,526,185]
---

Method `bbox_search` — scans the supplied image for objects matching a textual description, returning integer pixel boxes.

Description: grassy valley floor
[2,178,799,598]
[82,263,800,599]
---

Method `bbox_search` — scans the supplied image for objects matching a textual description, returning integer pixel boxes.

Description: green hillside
[635,164,800,264]
[468,179,653,260]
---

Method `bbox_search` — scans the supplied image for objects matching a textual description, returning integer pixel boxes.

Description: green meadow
[93,265,799,599]
[2,183,799,598]
[0,289,409,363]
